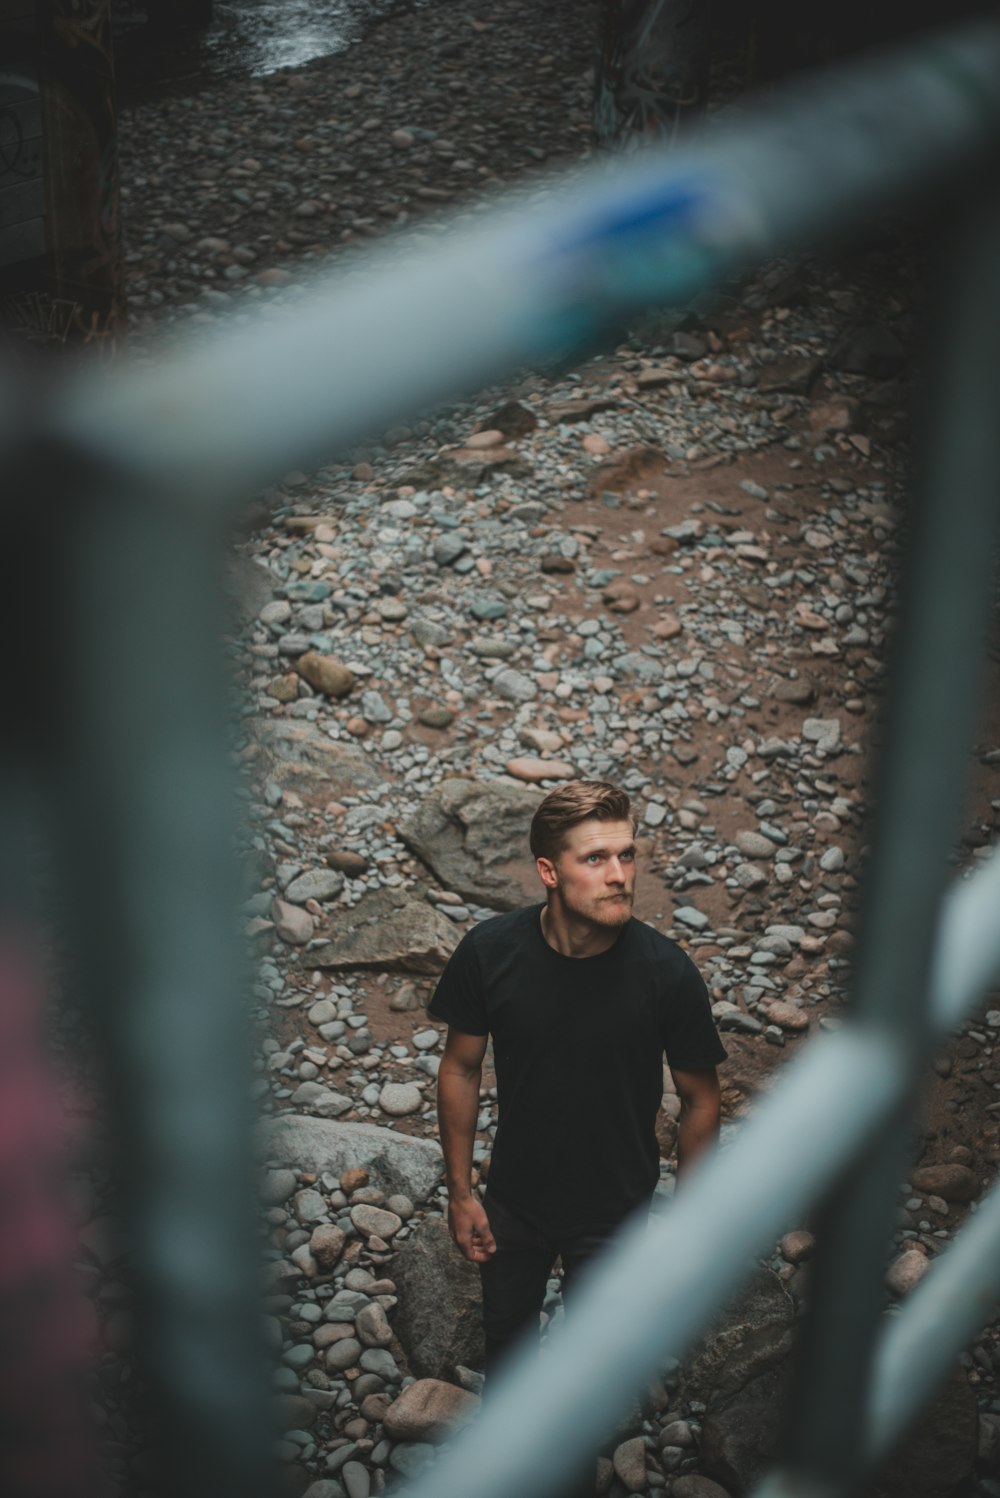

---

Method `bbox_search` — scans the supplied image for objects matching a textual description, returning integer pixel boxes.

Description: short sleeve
[428,930,489,1035]
[659,952,727,1070]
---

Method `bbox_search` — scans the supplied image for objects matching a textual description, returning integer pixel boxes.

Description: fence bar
[26,18,1000,509]
[44,465,276,1498]
[868,1179,1000,1465]
[930,847,1000,1033]
[777,174,1000,1495]
[750,1175,1000,1498]
[0,20,993,1498]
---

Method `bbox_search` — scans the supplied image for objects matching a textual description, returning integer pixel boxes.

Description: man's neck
[540,901,624,959]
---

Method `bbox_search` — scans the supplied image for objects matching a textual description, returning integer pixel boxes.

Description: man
[429,779,725,1389]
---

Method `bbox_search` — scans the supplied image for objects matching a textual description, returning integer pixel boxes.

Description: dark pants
[479,1190,615,1381]
[477,1191,621,1498]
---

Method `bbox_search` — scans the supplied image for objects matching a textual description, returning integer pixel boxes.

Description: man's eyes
[586,851,635,864]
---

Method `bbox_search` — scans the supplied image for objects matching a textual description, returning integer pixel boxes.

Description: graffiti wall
[0,0,125,351]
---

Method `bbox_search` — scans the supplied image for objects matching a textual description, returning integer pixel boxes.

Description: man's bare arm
[670,1066,721,1180]
[437,1027,497,1262]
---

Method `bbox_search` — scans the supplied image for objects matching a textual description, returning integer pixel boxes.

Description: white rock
[379,1082,423,1117]
[886,1247,930,1297]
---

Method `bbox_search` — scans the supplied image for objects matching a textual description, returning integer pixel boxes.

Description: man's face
[538,817,637,928]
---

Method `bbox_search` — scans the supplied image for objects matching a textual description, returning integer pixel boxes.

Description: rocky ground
[73,0,1000,1494]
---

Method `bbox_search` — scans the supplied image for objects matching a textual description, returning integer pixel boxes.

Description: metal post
[776,176,1000,1495]
[41,454,276,1498]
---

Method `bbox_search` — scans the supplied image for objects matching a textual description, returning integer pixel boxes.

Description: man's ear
[536,855,558,890]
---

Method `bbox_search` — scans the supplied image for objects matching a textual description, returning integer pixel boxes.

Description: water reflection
[114,0,417,97]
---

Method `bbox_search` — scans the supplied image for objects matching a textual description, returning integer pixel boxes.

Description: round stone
[493,668,537,703]
[378,1082,423,1117]
[326,850,370,877]
[294,1188,327,1224]
[612,1436,646,1491]
[735,830,776,859]
[360,1346,402,1382]
[886,1247,930,1297]
[763,1002,811,1033]
[325,1337,362,1371]
[351,1204,404,1240]
[779,1229,815,1264]
[309,1224,346,1273]
[911,1163,979,1203]
[295,652,355,698]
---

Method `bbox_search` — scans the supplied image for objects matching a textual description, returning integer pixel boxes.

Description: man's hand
[447,1196,497,1263]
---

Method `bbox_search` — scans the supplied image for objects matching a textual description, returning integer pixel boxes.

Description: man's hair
[529,780,636,861]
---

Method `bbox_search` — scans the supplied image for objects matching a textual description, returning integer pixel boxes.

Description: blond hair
[529,780,636,861]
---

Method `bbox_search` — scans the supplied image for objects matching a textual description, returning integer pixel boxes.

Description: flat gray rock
[400,777,543,911]
[251,717,382,798]
[673,906,710,931]
[304,889,459,975]
[259,1115,444,1201]
[284,868,345,904]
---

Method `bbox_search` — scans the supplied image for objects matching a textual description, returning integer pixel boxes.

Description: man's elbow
[438,1059,482,1088]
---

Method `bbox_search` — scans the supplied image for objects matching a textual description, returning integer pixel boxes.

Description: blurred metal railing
[1,14,1000,1498]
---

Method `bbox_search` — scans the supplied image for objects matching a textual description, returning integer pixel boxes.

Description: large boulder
[391,1217,485,1379]
[251,716,382,800]
[681,1270,796,1405]
[303,889,459,975]
[400,777,543,911]
[259,1116,443,1202]
[698,1317,978,1498]
[699,1354,790,1493]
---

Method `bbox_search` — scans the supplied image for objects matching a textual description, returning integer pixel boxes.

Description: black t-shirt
[428,903,726,1236]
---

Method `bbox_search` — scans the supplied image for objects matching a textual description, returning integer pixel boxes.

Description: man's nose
[607,858,626,882]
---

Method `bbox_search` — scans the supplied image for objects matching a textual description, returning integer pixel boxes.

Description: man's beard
[586,891,634,927]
